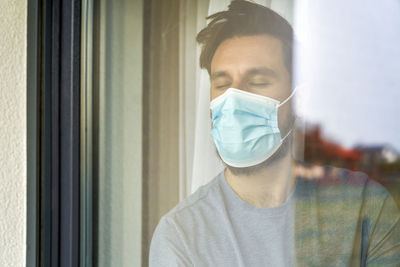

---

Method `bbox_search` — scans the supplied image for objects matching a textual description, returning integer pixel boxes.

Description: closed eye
[216,84,230,89]
[248,82,270,87]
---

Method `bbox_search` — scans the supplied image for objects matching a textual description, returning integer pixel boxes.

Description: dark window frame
[27,0,82,266]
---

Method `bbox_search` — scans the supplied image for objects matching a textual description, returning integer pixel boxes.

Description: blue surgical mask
[210,88,295,168]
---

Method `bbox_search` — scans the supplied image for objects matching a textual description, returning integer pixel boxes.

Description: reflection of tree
[304,124,400,207]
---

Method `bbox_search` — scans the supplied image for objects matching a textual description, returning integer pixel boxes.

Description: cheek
[210,88,226,101]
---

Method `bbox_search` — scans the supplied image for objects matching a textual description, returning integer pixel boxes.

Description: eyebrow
[210,67,278,81]
[246,67,278,78]
[210,71,230,81]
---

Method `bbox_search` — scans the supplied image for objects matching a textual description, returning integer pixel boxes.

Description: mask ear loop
[277,87,298,141]
[281,127,293,142]
[277,87,297,108]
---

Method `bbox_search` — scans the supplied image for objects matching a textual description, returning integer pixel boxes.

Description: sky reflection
[294,0,400,151]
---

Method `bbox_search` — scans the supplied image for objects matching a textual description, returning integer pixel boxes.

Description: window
[29,0,400,266]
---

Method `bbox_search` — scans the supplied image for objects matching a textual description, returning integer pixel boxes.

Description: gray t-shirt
[150,166,400,266]
[149,171,297,266]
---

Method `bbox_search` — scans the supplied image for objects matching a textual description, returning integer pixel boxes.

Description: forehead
[210,35,286,74]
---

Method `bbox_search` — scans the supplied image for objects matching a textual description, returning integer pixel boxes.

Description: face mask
[210,88,296,168]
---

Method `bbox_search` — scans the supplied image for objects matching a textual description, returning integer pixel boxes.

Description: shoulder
[152,173,223,240]
[295,163,383,194]
[163,173,221,220]
[294,163,398,216]
[295,163,398,214]
[149,174,223,265]
[294,163,400,265]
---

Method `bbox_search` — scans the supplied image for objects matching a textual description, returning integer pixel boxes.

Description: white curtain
[179,0,298,198]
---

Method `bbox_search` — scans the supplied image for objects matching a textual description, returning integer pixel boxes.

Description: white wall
[0,0,27,266]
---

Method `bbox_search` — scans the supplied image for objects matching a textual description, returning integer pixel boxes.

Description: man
[150,1,400,266]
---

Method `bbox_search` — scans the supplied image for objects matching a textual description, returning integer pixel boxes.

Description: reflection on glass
[304,124,400,207]
[297,0,400,207]
[149,0,400,266]
[92,0,143,266]
[84,0,400,266]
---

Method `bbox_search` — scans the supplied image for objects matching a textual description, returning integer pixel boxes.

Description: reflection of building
[304,125,361,171]
[304,125,400,179]
[354,145,399,164]
[354,145,400,179]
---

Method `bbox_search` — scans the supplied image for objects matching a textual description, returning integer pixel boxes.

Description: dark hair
[196,0,293,76]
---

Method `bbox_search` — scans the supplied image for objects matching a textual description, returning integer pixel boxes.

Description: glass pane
[295,0,400,205]
[89,0,144,266]
[84,0,186,266]
[80,0,400,266]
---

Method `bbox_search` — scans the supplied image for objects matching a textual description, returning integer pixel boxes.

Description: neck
[225,153,296,208]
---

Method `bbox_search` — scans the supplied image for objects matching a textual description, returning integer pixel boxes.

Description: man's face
[210,34,292,136]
